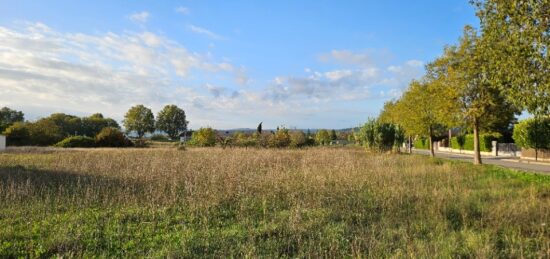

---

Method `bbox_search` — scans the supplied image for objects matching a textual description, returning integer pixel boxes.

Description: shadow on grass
[0,165,153,206]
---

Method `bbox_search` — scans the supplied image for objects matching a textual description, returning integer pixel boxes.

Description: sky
[0,0,479,130]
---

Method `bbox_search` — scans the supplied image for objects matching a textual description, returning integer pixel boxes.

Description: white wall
[0,135,5,151]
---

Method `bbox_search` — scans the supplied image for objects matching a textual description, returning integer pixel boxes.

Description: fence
[431,140,521,157]
[520,148,550,162]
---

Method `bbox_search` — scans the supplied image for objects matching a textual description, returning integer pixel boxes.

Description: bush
[54,136,96,148]
[3,122,30,146]
[414,137,429,150]
[95,127,133,147]
[358,119,399,151]
[233,132,257,148]
[268,128,291,148]
[513,117,550,149]
[189,128,217,147]
[289,131,307,148]
[450,132,502,152]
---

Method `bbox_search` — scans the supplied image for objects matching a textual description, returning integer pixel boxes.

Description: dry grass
[0,147,549,257]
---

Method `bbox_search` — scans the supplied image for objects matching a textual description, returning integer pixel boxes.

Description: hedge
[54,136,96,148]
[512,117,550,149]
[450,132,502,152]
[414,138,430,150]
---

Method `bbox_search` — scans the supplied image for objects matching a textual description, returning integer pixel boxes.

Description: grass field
[0,147,549,257]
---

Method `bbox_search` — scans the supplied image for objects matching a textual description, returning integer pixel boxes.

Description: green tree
[27,119,64,146]
[513,117,550,150]
[391,79,457,157]
[257,122,263,135]
[123,105,155,138]
[3,122,29,146]
[81,113,120,137]
[441,26,519,164]
[474,0,549,159]
[330,129,337,141]
[0,107,24,133]
[156,105,188,140]
[43,113,82,137]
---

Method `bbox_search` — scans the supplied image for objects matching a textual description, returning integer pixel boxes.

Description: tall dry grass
[0,147,548,257]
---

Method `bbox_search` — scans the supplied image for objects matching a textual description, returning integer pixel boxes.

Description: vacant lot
[0,147,549,257]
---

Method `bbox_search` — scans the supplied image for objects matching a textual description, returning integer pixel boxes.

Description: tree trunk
[429,128,435,157]
[473,118,482,165]
[535,115,539,161]
[408,135,412,154]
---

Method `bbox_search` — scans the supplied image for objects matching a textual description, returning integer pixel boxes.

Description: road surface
[413,149,550,175]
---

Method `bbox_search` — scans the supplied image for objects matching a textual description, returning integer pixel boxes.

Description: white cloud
[0,25,425,129]
[175,6,190,15]
[187,24,223,40]
[263,51,424,103]
[0,22,251,127]
[128,11,150,23]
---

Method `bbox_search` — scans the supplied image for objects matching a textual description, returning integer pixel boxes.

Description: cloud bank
[0,22,424,128]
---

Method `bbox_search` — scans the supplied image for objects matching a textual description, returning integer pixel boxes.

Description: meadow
[0,147,549,257]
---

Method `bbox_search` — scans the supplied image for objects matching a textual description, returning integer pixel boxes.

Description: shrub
[233,132,257,148]
[54,136,96,148]
[268,128,291,148]
[189,127,217,147]
[513,117,550,149]
[414,137,429,150]
[95,127,133,147]
[450,132,502,152]
[81,113,120,137]
[2,122,30,146]
[358,119,399,151]
[289,131,307,148]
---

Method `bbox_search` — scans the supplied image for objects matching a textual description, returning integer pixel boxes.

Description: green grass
[0,148,549,257]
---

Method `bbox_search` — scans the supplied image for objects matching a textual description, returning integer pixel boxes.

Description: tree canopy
[123,105,155,138]
[156,105,188,140]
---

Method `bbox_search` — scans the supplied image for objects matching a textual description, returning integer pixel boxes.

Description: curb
[502,159,550,166]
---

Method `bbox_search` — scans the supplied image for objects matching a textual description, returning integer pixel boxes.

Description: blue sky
[0,0,478,129]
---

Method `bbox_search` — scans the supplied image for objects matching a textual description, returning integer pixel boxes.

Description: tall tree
[44,113,82,137]
[391,79,458,157]
[156,105,188,140]
[257,122,263,135]
[123,105,155,138]
[474,0,550,159]
[441,26,519,164]
[0,107,24,133]
[330,129,337,141]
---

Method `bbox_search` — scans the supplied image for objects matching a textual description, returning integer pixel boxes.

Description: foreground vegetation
[0,147,548,257]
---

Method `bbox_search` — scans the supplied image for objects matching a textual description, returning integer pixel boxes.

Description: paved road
[413,149,550,175]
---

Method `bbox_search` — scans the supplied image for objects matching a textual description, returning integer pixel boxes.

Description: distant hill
[213,128,359,136]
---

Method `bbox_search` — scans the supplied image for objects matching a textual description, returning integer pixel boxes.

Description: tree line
[1,105,352,148]
[369,0,549,164]
[0,104,188,148]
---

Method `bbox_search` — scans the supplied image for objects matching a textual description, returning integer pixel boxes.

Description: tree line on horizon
[0,104,188,148]
[0,105,352,149]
